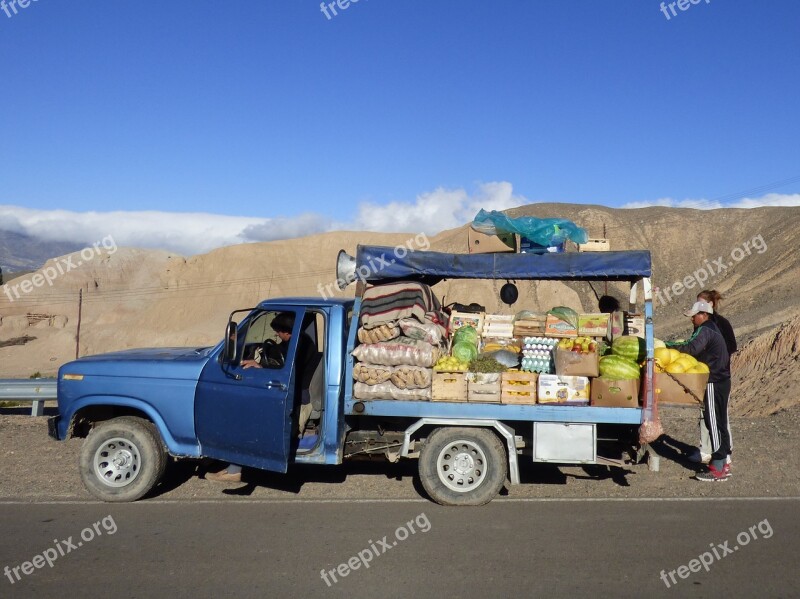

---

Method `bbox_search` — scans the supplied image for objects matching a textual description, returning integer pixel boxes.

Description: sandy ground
[1,405,798,502]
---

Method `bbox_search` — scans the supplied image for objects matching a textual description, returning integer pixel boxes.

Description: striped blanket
[359,281,446,330]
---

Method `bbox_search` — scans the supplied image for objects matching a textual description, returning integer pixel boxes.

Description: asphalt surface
[1,498,797,598]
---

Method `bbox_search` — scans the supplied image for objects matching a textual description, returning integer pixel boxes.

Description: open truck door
[195,306,307,473]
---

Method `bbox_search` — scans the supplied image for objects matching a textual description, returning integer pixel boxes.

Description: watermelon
[599,355,641,379]
[611,336,646,363]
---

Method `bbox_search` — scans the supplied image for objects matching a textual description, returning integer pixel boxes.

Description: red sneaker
[695,464,729,482]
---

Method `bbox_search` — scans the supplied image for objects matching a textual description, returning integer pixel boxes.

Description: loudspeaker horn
[335,250,358,290]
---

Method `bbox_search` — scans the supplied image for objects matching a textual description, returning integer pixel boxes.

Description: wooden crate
[432,371,468,402]
[467,381,501,403]
[578,238,610,252]
[501,371,538,404]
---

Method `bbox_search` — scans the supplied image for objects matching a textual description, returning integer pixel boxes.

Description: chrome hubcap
[94,437,141,488]
[436,440,487,493]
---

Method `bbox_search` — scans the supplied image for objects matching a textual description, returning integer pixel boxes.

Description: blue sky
[1,0,799,254]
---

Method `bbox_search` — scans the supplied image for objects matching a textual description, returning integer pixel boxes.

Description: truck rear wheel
[79,416,167,502]
[419,427,507,506]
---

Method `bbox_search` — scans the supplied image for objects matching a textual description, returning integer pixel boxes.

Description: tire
[79,416,167,502]
[418,427,507,506]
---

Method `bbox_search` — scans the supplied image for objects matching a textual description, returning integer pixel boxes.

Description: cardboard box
[449,310,484,336]
[626,315,645,339]
[578,313,610,337]
[538,374,590,405]
[468,229,517,254]
[655,372,708,405]
[590,378,641,408]
[554,347,600,377]
[544,314,578,338]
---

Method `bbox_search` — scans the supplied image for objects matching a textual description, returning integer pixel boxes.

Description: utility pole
[75,289,83,359]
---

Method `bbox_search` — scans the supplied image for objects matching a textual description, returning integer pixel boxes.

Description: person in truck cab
[206,312,318,483]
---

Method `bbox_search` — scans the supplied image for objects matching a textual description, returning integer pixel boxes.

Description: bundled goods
[352,336,441,367]
[398,317,446,346]
[353,381,431,401]
[521,336,557,373]
[357,323,400,344]
[390,365,432,389]
[352,362,394,385]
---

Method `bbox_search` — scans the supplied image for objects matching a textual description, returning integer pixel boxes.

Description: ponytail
[698,289,723,311]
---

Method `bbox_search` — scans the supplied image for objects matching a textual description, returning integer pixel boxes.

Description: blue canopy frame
[355,245,651,284]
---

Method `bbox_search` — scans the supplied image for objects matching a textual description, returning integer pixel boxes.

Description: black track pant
[704,378,732,462]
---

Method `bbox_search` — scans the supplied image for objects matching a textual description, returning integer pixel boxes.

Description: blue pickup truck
[49,245,657,505]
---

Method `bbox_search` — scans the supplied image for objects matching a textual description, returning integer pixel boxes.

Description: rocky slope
[730,315,800,417]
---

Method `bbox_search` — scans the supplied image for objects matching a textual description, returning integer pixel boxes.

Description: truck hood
[59,347,216,380]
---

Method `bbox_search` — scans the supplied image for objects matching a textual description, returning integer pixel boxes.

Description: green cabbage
[453,325,479,346]
[452,341,479,363]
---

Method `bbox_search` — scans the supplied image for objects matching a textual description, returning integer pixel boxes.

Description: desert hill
[1,204,798,403]
[730,314,800,417]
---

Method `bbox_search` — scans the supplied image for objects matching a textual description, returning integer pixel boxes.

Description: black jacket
[671,320,731,383]
[711,313,737,356]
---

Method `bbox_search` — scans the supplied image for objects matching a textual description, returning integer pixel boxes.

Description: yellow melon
[654,348,672,366]
[665,362,687,374]
[673,357,696,371]
[668,348,683,363]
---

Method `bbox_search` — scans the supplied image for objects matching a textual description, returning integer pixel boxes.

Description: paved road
[1,498,797,598]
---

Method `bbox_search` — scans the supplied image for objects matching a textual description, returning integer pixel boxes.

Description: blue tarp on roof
[355,246,651,283]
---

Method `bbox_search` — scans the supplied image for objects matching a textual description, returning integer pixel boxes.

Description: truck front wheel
[79,416,167,502]
[419,427,507,506]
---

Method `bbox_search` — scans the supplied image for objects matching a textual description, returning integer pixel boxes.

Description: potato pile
[353,317,442,400]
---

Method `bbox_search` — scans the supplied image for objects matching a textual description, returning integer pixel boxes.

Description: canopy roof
[355,245,651,284]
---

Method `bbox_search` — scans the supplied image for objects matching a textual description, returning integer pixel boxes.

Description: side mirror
[224,321,238,364]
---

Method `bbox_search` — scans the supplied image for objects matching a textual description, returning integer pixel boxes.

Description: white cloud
[0,182,529,255]
[622,193,800,210]
[0,206,264,256]
[731,193,800,208]
[351,181,526,234]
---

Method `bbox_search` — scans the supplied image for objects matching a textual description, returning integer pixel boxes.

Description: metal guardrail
[0,379,57,416]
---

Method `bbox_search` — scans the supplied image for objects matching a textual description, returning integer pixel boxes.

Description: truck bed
[344,398,643,424]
